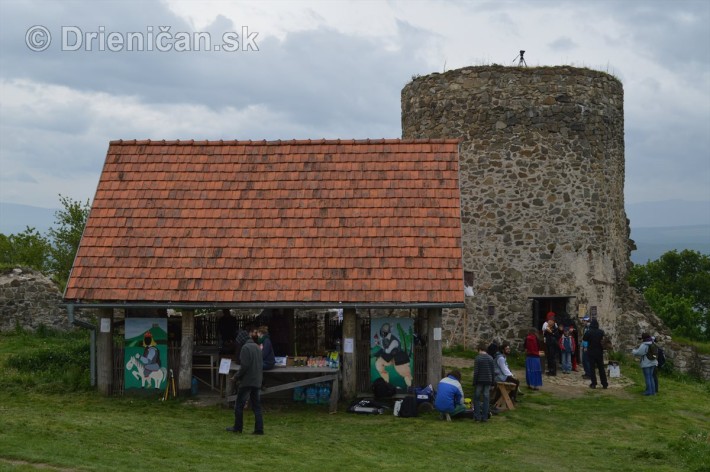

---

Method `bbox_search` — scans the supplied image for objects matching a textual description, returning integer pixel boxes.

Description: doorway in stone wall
[530,296,574,330]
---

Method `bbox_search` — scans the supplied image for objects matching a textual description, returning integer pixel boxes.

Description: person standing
[524,328,543,390]
[434,370,467,419]
[632,333,658,396]
[558,327,575,374]
[227,327,264,435]
[473,342,496,422]
[542,312,558,376]
[257,325,276,371]
[582,319,608,389]
[580,316,592,379]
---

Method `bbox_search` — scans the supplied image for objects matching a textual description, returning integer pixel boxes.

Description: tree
[48,195,91,290]
[0,227,51,272]
[629,250,710,341]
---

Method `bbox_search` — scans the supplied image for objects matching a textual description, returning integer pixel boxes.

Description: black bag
[656,346,666,369]
[372,377,397,398]
[397,396,418,418]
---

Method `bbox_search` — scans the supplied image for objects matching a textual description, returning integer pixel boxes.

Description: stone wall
[403,65,628,345]
[0,268,71,332]
[401,65,708,380]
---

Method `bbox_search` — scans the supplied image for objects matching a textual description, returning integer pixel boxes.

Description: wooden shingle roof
[64,139,463,307]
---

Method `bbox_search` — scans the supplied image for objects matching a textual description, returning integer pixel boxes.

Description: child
[559,327,576,374]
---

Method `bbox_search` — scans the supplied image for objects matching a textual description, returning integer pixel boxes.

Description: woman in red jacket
[524,328,543,390]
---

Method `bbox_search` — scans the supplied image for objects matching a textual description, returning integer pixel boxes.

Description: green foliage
[47,195,91,290]
[630,250,710,341]
[0,195,90,288]
[0,327,91,394]
[0,226,51,272]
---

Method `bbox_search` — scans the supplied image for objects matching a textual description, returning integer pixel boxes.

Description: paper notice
[343,337,354,353]
[100,318,111,333]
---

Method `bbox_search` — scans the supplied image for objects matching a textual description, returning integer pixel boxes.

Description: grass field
[0,329,708,472]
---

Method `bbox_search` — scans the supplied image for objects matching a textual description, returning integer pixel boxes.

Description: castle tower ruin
[402,65,634,346]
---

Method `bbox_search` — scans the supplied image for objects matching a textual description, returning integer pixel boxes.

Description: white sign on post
[343,337,354,354]
[100,318,111,333]
[433,327,442,341]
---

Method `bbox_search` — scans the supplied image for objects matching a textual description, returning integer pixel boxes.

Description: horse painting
[126,354,166,389]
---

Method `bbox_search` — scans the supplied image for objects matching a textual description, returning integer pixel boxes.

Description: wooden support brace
[494,381,517,411]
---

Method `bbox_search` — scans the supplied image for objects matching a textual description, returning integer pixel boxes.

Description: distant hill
[2,200,708,265]
[630,225,710,264]
[626,199,710,228]
[0,202,57,235]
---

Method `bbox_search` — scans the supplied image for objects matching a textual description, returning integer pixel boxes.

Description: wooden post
[341,308,356,399]
[179,310,195,396]
[96,308,113,395]
[426,308,443,387]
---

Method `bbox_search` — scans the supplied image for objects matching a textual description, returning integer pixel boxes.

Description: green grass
[1,330,708,472]
[672,336,710,355]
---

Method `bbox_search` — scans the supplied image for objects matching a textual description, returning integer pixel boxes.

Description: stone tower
[402,65,634,346]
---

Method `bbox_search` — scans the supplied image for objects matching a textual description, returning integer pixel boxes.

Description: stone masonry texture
[402,65,635,350]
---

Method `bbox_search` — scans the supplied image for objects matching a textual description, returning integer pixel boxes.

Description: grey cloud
[548,36,577,51]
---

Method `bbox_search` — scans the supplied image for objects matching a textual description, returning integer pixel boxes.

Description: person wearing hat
[632,333,658,396]
[138,331,161,378]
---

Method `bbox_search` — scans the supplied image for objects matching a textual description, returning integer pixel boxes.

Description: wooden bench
[494,381,516,411]
[225,365,340,413]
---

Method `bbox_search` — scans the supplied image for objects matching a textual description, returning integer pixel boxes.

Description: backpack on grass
[393,396,418,418]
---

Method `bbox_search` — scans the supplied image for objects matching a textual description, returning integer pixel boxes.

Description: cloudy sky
[1,0,709,224]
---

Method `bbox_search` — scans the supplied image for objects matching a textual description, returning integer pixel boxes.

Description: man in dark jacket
[227,327,264,434]
[582,319,608,389]
[473,342,496,422]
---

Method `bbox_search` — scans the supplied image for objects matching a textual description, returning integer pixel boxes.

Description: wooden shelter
[64,138,464,399]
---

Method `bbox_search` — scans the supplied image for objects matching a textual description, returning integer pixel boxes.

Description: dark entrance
[530,296,574,330]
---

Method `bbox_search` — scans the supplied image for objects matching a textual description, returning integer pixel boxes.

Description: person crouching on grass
[434,370,467,419]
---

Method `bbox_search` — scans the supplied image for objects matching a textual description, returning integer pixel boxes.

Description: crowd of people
[434,311,662,422]
[216,308,661,433]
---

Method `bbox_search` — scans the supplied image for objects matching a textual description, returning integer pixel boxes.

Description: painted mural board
[370,318,414,392]
[124,318,168,391]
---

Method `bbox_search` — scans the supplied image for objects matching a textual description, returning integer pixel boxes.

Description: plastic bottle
[306,385,318,404]
[319,383,331,404]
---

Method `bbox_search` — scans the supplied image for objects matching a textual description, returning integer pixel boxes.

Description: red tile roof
[64,139,463,306]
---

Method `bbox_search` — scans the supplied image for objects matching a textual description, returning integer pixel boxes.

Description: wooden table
[224,363,341,413]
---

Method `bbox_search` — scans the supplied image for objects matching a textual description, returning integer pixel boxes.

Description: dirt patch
[443,356,637,400]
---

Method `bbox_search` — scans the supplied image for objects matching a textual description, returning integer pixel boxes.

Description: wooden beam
[96,308,113,395]
[426,308,443,387]
[341,308,356,399]
[179,310,195,396]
